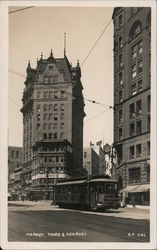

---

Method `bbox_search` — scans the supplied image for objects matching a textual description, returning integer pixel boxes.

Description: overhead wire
[81,17,112,67]
[9,6,34,14]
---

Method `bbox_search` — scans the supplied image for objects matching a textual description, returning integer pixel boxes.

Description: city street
[8,201,149,242]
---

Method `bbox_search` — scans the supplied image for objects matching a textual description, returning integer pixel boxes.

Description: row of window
[37,103,65,112]
[118,95,150,121]
[33,146,66,155]
[118,117,150,141]
[43,75,59,84]
[43,132,64,140]
[129,165,150,184]
[37,112,64,122]
[37,90,66,99]
[10,150,20,158]
[129,141,150,160]
[37,122,64,131]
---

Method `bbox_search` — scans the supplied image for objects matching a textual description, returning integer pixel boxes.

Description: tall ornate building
[112,8,151,205]
[21,51,85,199]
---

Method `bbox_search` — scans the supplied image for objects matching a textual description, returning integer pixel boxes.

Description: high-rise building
[112,8,151,205]
[21,51,85,199]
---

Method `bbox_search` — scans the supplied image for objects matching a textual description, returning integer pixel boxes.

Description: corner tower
[21,51,85,199]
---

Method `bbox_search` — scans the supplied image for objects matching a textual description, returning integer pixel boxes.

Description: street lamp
[103,143,117,178]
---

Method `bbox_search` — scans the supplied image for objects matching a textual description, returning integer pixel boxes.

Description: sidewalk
[126,204,149,210]
[8,201,150,210]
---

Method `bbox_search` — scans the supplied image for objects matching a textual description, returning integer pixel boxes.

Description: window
[61,104,65,111]
[54,91,58,98]
[129,146,135,159]
[53,76,58,83]
[119,72,123,85]
[129,168,140,183]
[135,24,141,37]
[56,156,59,163]
[119,90,123,103]
[130,103,135,119]
[136,120,142,134]
[16,151,19,158]
[131,64,137,78]
[138,80,142,92]
[60,113,64,120]
[49,76,53,84]
[84,152,87,158]
[37,92,41,99]
[54,114,58,121]
[136,144,142,157]
[138,41,142,55]
[60,123,64,130]
[119,54,123,68]
[37,114,40,121]
[44,156,47,163]
[37,105,40,112]
[119,36,123,48]
[119,128,123,140]
[43,123,47,130]
[131,45,137,60]
[147,95,150,112]
[49,91,53,99]
[44,92,48,99]
[119,14,123,28]
[136,100,142,116]
[44,76,48,84]
[60,132,64,139]
[138,60,143,74]
[48,114,52,120]
[43,114,48,121]
[54,104,58,111]
[131,83,136,96]
[147,164,150,182]
[44,104,48,111]
[61,91,65,98]
[147,115,150,131]
[37,123,40,130]
[49,104,52,111]
[54,133,57,139]
[119,109,123,123]
[48,123,52,130]
[147,141,150,156]
[130,123,135,136]
[43,133,47,139]
[53,123,57,130]
[49,133,52,139]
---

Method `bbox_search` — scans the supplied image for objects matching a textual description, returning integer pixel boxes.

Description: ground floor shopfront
[121,184,150,206]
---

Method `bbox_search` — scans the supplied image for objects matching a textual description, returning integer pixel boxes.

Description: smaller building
[8,146,22,199]
[83,147,100,177]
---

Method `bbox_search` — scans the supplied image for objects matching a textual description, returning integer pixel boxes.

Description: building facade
[112,7,151,205]
[83,147,100,177]
[8,146,22,198]
[21,51,85,199]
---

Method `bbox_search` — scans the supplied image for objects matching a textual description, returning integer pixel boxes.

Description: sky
[8,6,114,148]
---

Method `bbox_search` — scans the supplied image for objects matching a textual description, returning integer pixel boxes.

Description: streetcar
[55,175,121,211]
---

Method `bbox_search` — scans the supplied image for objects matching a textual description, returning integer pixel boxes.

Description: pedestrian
[132,196,136,208]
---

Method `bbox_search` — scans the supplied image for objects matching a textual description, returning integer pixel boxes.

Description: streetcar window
[106,183,115,193]
[98,184,104,193]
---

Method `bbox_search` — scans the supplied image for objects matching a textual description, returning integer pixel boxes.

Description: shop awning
[121,184,150,193]
[131,184,150,193]
[121,185,139,193]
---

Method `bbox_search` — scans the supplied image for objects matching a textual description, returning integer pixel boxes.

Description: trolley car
[55,176,120,211]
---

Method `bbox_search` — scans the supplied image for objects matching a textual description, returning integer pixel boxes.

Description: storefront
[121,184,150,206]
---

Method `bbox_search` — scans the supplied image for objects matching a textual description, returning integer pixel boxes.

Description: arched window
[129,21,142,40]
